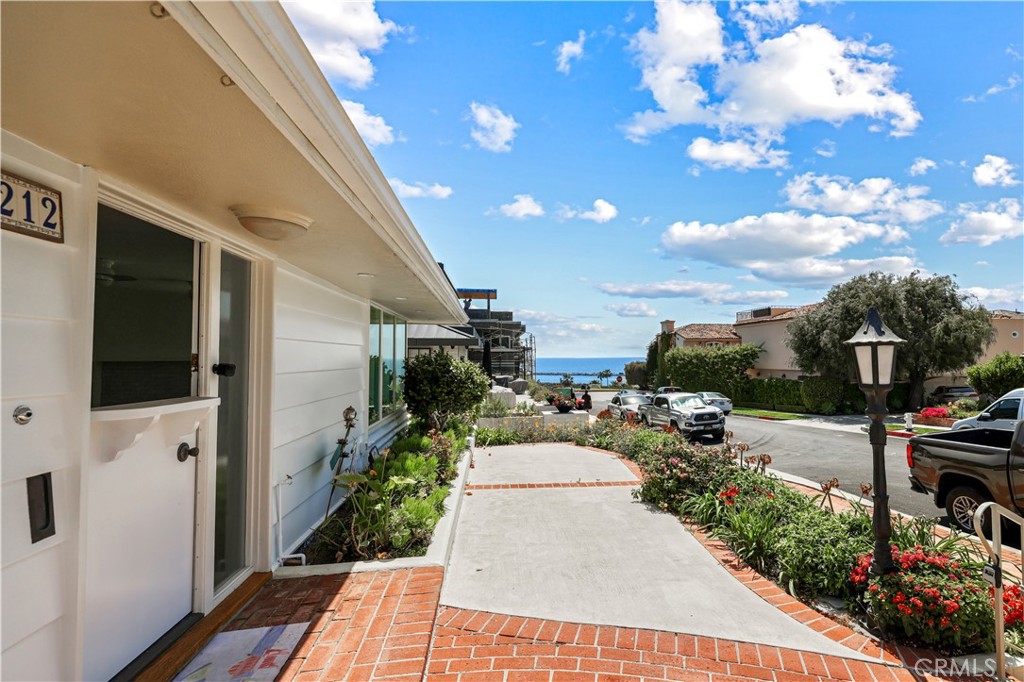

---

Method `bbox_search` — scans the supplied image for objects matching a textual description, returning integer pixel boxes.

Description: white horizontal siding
[0,618,66,681]
[271,268,368,561]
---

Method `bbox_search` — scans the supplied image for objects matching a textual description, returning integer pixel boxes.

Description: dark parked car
[929,385,979,405]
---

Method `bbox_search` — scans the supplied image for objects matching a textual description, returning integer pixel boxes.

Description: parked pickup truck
[638,392,725,439]
[907,421,1024,533]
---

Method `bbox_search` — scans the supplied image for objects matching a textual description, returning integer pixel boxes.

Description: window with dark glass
[91,205,196,407]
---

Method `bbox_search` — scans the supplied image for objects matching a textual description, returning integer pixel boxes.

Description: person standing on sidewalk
[582,387,592,412]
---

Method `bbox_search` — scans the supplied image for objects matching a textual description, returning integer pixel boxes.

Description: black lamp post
[845,307,905,576]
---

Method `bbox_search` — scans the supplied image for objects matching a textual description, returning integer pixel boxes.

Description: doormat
[173,622,309,682]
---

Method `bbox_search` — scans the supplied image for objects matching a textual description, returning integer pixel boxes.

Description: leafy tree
[404,352,490,431]
[560,373,575,386]
[624,361,647,388]
[597,369,613,386]
[787,273,994,410]
[663,344,763,395]
[967,352,1024,400]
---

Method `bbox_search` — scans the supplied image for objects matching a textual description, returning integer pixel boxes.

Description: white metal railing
[975,501,1024,680]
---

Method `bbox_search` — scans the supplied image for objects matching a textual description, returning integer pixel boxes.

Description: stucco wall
[735,320,802,377]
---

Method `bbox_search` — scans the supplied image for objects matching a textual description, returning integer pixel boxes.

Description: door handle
[212,363,236,377]
[177,442,199,462]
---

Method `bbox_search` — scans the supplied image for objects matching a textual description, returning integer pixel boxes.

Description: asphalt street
[586,392,942,521]
[725,415,940,520]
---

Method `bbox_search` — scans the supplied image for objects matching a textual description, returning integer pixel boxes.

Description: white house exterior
[1,3,465,680]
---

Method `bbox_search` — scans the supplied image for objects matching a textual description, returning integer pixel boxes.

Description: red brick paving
[425,606,914,682]
[227,567,442,681]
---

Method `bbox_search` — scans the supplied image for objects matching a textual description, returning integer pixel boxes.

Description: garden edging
[274,432,475,579]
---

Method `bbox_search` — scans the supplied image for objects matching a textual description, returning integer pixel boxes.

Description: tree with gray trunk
[786,272,994,410]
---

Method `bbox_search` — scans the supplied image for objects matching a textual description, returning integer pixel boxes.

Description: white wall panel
[1,235,76,320]
[275,304,363,346]
[273,369,361,412]
[0,618,67,681]
[1,396,72,484]
[1,544,66,650]
[274,339,363,374]
[0,318,74,398]
[272,394,355,449]
[272,266,367,560]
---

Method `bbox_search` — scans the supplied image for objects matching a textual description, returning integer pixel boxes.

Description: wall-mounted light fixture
[230,205,312,241]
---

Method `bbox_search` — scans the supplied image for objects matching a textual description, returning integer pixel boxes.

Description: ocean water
[534,357,644,384]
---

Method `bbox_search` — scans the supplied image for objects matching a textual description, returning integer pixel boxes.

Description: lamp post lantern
[845,307,905,576]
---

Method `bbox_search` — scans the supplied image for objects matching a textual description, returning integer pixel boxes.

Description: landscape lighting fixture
[845,306,905,577]
[230,205,312,240]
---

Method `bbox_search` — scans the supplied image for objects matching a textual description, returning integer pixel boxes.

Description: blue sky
[283,1,1024,358]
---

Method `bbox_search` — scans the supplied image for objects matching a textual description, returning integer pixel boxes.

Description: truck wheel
[712,429,725,440]
[641,415,649,427]
[945,486,990,534]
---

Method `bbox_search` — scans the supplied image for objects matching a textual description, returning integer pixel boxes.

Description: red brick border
[425,606,914,682]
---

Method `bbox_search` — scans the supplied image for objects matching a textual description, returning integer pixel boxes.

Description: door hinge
[190,354,199,373]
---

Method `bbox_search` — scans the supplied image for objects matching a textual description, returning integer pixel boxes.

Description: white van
[951,388,1024,431]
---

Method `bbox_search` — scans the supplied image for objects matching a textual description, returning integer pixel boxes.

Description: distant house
[733,305,818,379]
[658,319,741,348]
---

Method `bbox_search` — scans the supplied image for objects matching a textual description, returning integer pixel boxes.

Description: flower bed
[302,423,469,564]
[476,420,1018,657]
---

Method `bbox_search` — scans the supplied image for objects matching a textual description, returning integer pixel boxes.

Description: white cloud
[940,199,1023,247]
[563,199,618,223]
[515,309,608,339]
[555,30,586,74]
[388,178,452,199]
[283,1,399,89]
[687,136,789,170]
[783,172,943,224]
[621,0,724,142]
[659,211,917,287]
[496,194,545,220]
[598,280,788,306]
[730,0,800,44]
[624,9,920,146]
[967,285,1024,310]
[908,157,937,176]
[973,155,1020,187]
[468,102,520,153]
[814,139,837,158]
[605,302,659,318]
[962,75,1021,103]
[976,261,990,267]
[341,100,394,147]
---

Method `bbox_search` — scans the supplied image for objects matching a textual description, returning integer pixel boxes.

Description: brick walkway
[223,567,916,682]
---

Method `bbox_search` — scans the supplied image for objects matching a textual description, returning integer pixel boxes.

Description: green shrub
[776,509,871,598]
[475,427,523,446]
[801,376,844,414]
[842,382,867,414]
[390,435,432,455]
[714,506,780,574]
[404,352,490,431]
[968,351,1024,400]
[663,343,763,395]
[480,396,511,418]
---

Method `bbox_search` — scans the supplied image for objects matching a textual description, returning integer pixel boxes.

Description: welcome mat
[173,622,308,681]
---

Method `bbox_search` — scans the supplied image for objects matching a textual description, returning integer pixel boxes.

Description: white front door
[82,206,205,680]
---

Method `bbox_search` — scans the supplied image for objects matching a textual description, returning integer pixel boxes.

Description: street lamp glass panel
[877,345,896,386]
[855,346,874,386]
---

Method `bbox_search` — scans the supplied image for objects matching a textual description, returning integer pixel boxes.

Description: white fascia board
[168,1,467,324]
